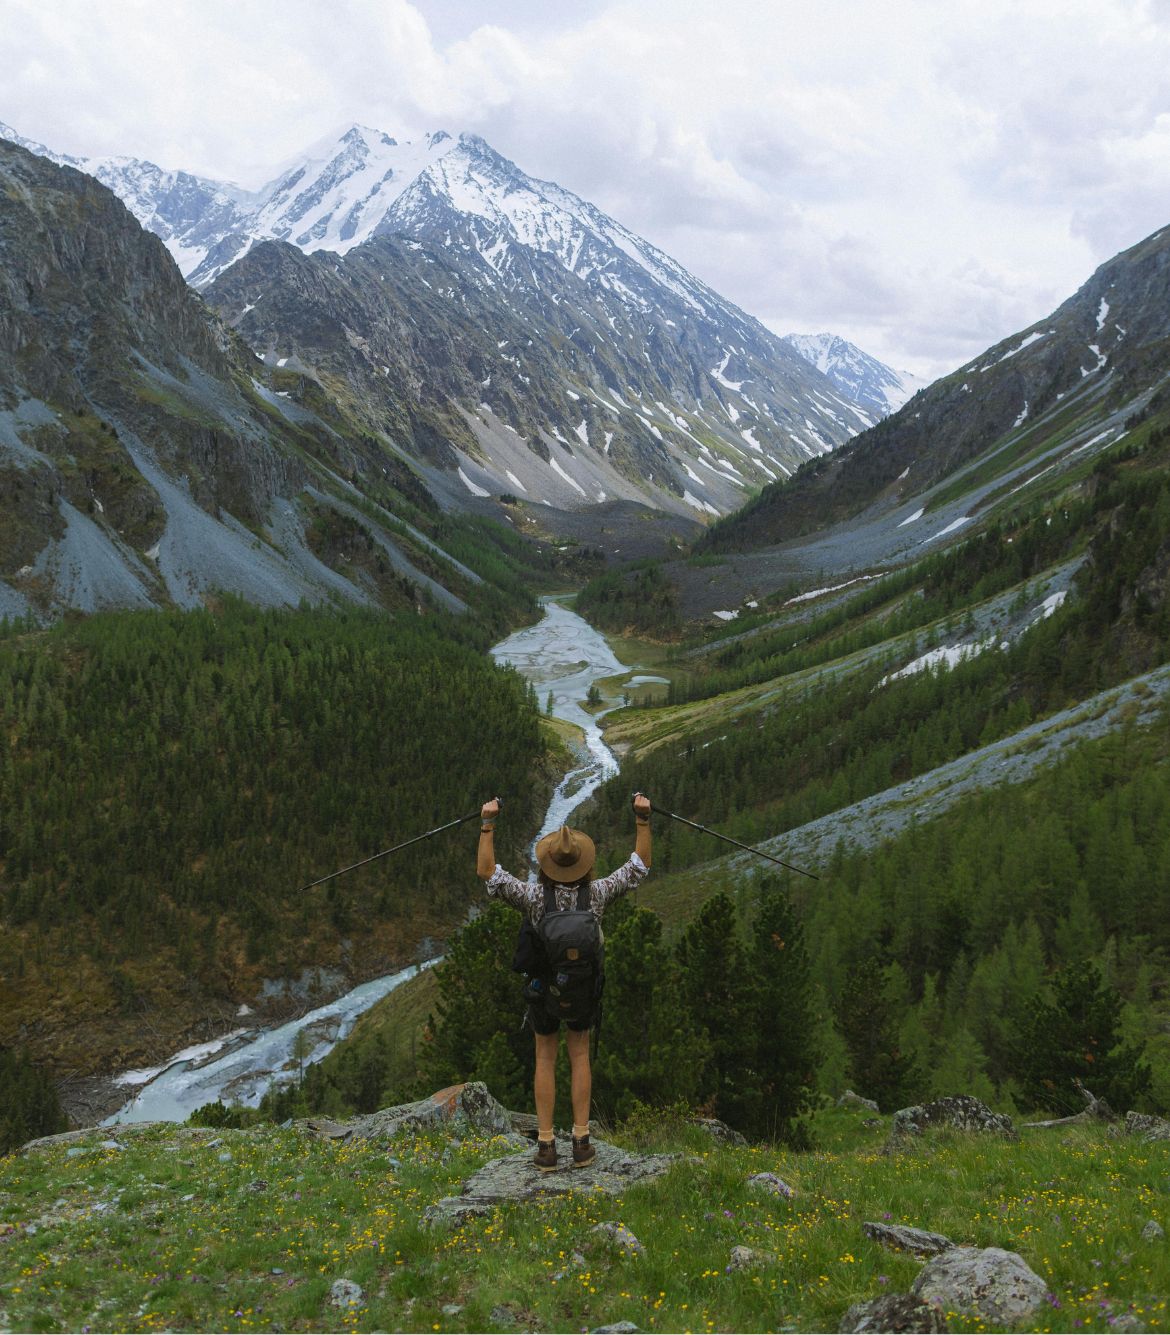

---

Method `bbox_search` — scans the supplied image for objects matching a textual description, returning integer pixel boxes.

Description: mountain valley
[2,115,1170,1234]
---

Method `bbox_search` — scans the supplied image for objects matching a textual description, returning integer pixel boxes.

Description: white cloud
[2,0,1169,379]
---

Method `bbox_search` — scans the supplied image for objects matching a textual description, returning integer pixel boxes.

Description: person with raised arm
[477,793,651,1170]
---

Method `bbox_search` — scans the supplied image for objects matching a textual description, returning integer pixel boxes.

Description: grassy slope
[2,1111,1167,1334]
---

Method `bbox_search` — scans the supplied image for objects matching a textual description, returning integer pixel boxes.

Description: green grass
[2,1113,1167,1332]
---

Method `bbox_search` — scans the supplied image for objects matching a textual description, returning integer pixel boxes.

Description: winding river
[103,597,636,1125]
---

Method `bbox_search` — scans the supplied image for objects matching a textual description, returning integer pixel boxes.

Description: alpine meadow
[4,14,1170,1332]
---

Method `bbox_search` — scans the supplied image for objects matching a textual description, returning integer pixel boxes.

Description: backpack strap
[543,882,557,916]
[576,882,590,912]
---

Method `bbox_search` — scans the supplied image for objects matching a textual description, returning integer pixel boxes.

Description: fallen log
[1021,1080,1116,1129]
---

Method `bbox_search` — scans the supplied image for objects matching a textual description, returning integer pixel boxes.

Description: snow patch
[549,456,586,496]
[897,508,924,528]
[785,574,878,606]
[881,641,990,685]
[924,515,972,542]
[710,351,743,391]
[1082,344,1108,375]
[1033,590,1068,623]
[684,489,720,516]
[457,467,491,498]
[992,330,1051,364]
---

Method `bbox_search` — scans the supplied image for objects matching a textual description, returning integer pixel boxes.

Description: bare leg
[565,1027,592,1133]
[534,1031,559,1139]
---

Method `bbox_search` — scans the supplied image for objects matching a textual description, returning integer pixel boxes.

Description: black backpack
[513,883,604,1025]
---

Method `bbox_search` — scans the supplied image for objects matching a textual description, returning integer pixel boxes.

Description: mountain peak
[782,331,924,418]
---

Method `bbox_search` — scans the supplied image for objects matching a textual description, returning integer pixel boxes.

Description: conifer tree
[417,902,533,1103]
[591,906,708,1121]
[744,880,820,1140]
[835,957,918,1112]
[1007,959,1152,1115]
[675,892,755,1127]
[0,1048,67,1154]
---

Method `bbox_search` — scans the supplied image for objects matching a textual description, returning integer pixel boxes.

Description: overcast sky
[4,0,1170,379]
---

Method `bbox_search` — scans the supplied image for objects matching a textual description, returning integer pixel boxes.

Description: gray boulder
[1126,1111,1170,1142]
[306,1081,515,1145]
[746,1171,796,1199]
[892,1096,1016,1142]
[911,1247,1048,1325]
[838,1090,881,1113]
[590,1222,645,1256]
[591,1324,642,1334]
[728,1245,769,1271]
[839,1293,947,1332]
[690,1116,747,1146]
[1141,1219,1165,1241]
[862,1221,954,1257]
[329,1279,363,1308]
[423,1137,677,1227]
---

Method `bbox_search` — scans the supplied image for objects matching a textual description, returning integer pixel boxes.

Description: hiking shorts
[527,1003,594,1035]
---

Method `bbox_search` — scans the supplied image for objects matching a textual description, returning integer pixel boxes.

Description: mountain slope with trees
[0,600,548,1086]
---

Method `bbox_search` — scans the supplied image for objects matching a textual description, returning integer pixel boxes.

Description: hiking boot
[572,1134,596,1168]
[534,1139,558,1172]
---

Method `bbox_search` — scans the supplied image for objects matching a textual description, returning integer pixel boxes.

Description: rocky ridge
[0,136,532,618]
[782,332,926,419]
[705,221,1170,553]
[4,121,881,522]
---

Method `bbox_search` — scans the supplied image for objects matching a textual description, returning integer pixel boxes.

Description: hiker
[477,792,652,1170]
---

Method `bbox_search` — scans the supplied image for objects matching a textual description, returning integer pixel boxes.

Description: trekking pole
[298,799,500,892]
[635,795,819,880]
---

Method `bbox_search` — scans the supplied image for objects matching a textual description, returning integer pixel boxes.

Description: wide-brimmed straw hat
[535,825,596,883]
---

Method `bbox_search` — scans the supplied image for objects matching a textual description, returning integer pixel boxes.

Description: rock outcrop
[1126,1111,1170,1142]
[837,1090,880,1113]
[861,1221,954,1257]
[910,1247,1049,1326]
[422,1135,678,1228]
[839,1293,948,1333]
[690,1116,748,1146]
[320,1081,517,1144]
[889,1095,1016,1147]
[746,1171,796,1199]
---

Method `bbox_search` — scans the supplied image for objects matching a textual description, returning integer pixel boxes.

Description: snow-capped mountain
[782,332,926,418]
[1,121,877,518]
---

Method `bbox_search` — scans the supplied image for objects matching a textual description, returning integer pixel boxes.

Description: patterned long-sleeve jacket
[485,853,648,924]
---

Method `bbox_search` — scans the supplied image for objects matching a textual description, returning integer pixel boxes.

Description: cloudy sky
[4,0,1170,379]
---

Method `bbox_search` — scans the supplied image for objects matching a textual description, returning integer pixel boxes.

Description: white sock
[573,1123,590,1138]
